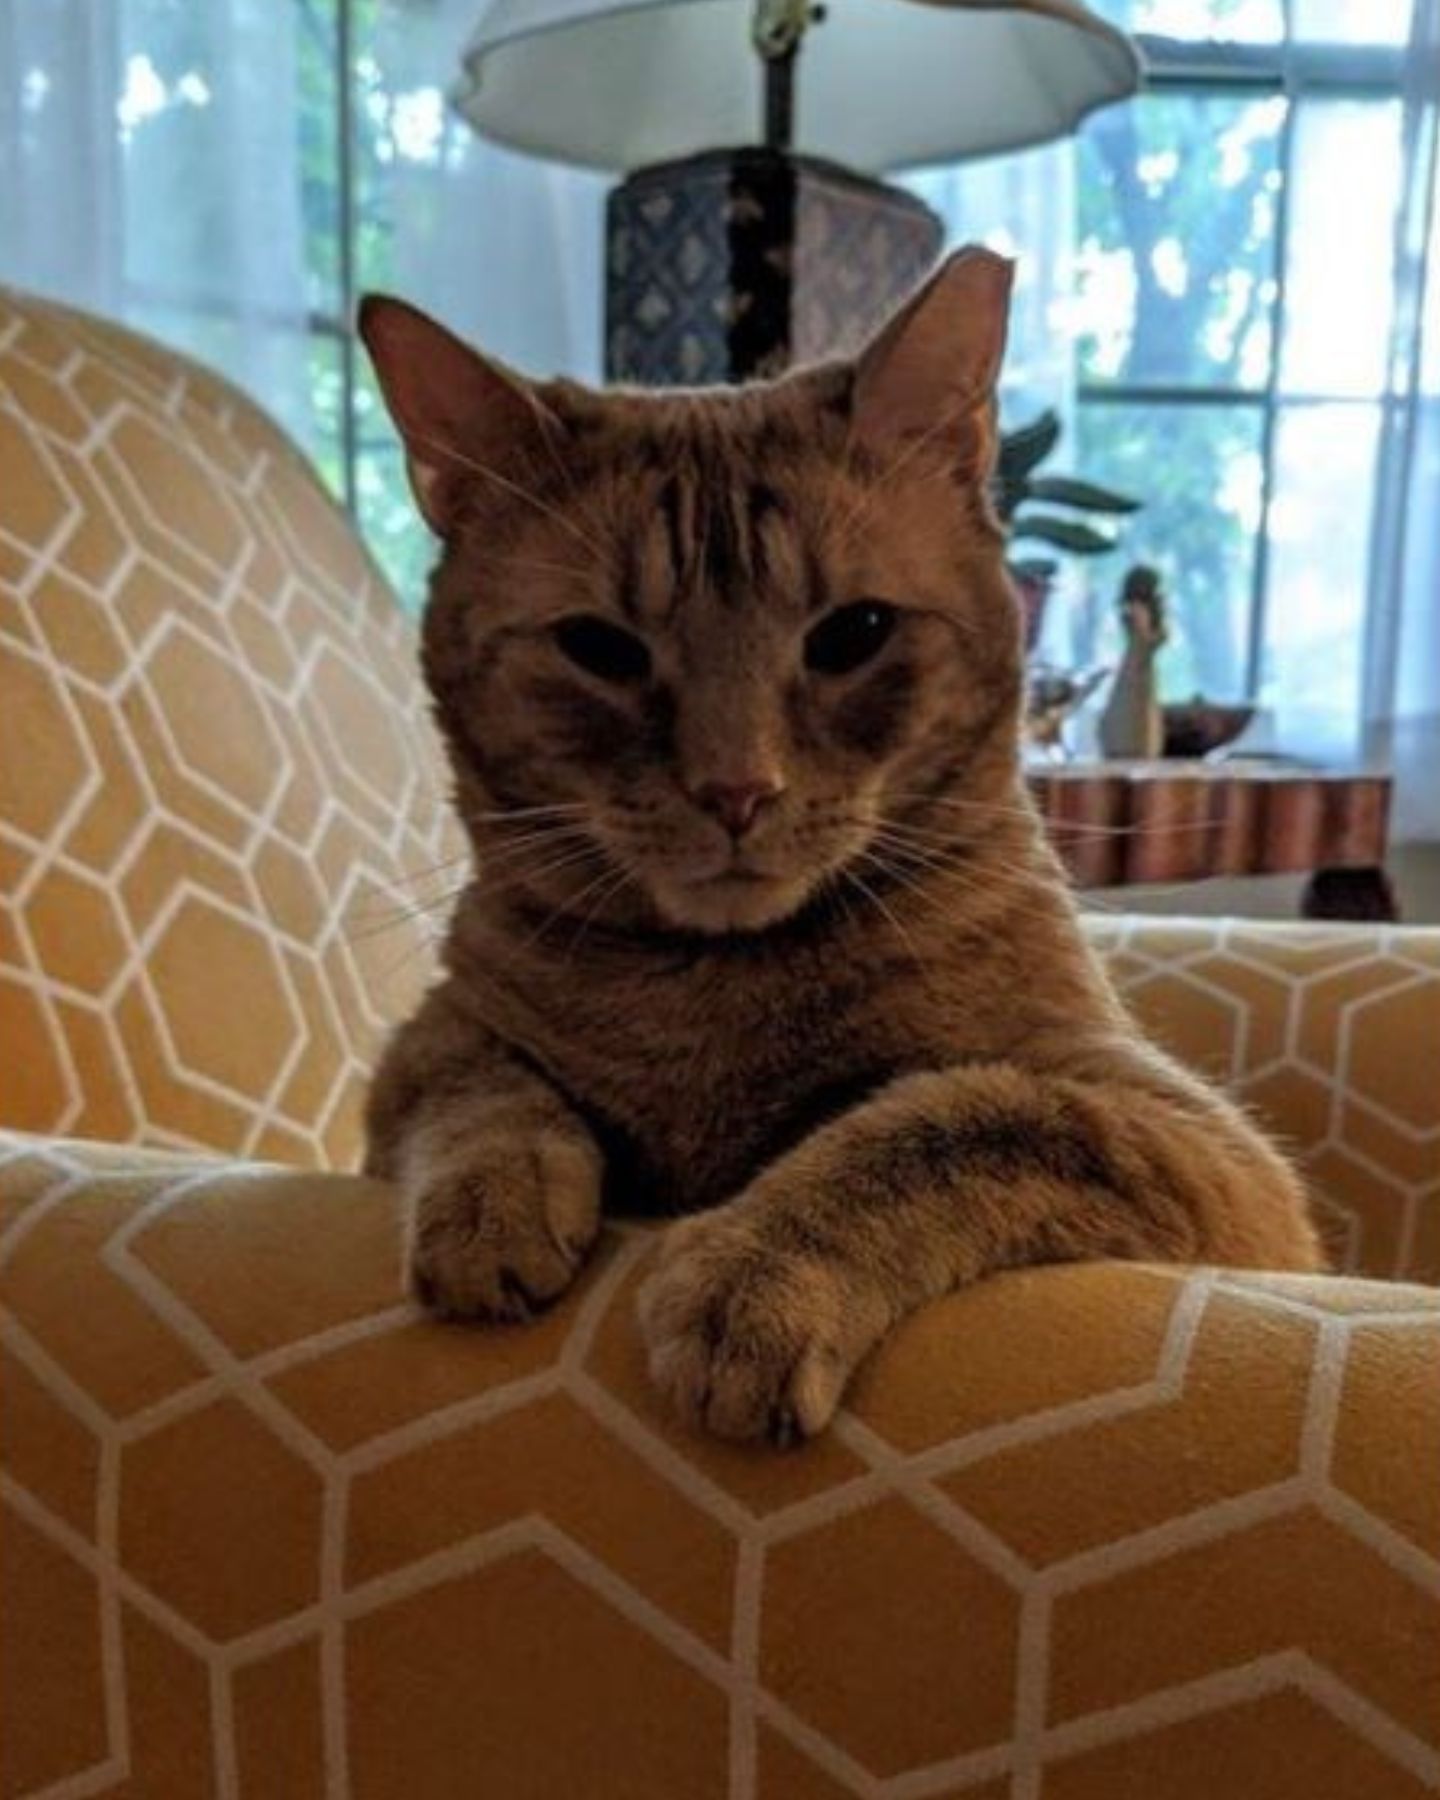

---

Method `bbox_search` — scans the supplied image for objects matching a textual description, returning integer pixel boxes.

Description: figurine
[1026,665,1108,761]
[1099,564,1167,760]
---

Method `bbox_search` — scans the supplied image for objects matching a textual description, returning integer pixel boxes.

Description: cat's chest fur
[455,910,1071,1216]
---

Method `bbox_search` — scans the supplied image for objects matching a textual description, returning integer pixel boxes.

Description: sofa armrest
[1084,918,1440,1285]
[3,1131,1437,1797]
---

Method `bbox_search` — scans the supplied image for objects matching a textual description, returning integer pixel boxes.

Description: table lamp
[453,0,1140,384]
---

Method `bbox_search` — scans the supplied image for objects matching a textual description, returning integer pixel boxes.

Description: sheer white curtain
[1366,0,1440,841]
[0,0,319,451]
[361,0,605,382]
[0,0,602,456]
[0,1,125,315]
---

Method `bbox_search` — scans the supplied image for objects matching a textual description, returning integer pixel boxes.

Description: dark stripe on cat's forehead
[700,479,743,605]
[748,480,785,524]
[626,441,813,617]
[698,468,796,608]
[658,473,690,593]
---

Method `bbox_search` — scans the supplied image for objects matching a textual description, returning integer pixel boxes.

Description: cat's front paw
[408,1128,602,1323]
[637,1207,885,1445]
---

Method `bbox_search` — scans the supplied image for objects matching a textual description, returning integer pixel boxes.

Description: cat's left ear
[358,294,564,535]
[850,247,1013,474]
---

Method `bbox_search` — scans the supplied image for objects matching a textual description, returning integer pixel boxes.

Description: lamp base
[605,146,942,386]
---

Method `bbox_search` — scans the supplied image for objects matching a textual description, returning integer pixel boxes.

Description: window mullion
[337,0,358,516]
[1244,88,1298,701]
[1137,34,1403,99]
[1076,383,1267,406]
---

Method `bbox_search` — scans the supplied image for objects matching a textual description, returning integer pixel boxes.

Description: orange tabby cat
[359,250,1321,1446]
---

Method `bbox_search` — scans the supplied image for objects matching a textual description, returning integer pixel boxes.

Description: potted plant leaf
[993,409,1141,653]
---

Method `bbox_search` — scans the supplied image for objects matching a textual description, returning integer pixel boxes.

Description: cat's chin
[648,870,814,936]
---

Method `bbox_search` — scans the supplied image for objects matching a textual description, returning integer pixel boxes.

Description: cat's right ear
[357,295,563,536]
[849,248,1013,477]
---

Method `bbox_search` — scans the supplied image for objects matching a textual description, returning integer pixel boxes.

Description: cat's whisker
[890,788,1261,845]
[354,812,591,900]
[477,824,596,868]
[867,811,1035,862]
[859,826,1104,927]
[530,405,584,508]
[867,828,1152,919]
[469,817,599,863]
[367,853,477,897]
[478,839,608,896]
[885,790,1050,828]
[351,829,610,942]
[560,864,637,962]
[867,832,1076,906]
[821,868,863,936]
[521,855,630,951]
[473,802,590,823]
[346,888,468,942]
[865,838,1039,908]
[870,818,1054,880]
[358,848,600,942]
[842,855,934,976]
[869,814,1032,857]
[877,806,1277,905]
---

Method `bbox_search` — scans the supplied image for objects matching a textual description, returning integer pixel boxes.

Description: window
[1069,0,1413,747]
[69,0,471,608]
[74,0,1420,762]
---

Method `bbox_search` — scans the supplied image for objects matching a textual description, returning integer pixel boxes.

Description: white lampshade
[453,0,1142,174]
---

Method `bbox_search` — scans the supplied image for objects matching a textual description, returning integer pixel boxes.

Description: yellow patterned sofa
[2,291,1438,1800]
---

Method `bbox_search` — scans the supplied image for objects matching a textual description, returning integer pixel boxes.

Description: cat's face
[362,251,1022,936]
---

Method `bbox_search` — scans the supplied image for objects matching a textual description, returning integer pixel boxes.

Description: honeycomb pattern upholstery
[1,1134,1437,1799]
[0,289,456,1169]
[1086,917,1440,1287]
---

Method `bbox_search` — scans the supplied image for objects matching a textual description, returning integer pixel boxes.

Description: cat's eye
[804,601,898,676]
[552,614,652,684]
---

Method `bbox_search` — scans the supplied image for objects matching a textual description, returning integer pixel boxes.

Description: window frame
[1079,29,1408,698]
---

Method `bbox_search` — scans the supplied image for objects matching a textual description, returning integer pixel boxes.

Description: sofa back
[0,290,456,1168]
[1,291,1437,1286]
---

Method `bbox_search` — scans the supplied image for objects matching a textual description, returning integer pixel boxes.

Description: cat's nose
[691,778,783,837]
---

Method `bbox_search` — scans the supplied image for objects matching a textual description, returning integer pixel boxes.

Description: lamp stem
[763,48,796,152]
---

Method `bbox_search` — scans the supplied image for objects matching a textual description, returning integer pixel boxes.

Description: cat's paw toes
[408,1131,601,1323]
[636,1212,863,1444]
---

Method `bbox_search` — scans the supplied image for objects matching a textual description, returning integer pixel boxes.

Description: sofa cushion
[1085,917,1440,1285]
[1,1132,1436,1797]
[0,290,457,1168]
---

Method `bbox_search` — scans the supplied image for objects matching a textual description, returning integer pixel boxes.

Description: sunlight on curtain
[350,0,605,602]
[0,0,603,609]
[358,0,604,376]
[0,0,316,452]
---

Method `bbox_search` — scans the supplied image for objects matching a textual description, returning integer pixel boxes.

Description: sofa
[2,289,1437,1800]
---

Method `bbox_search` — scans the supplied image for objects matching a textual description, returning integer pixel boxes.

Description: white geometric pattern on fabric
[1088,918,1440,1284]
[0,292,458,1168]
[2,1133,1436,1798]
